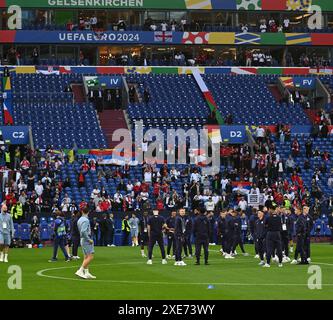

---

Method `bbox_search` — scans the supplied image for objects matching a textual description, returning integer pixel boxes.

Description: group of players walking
[141,205,313,268]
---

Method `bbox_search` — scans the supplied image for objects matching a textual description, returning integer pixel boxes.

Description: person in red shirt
[153,182,160,198]
[78,171,85,188]
[20,157,30,176]
[291,138,300,157]
[79,199,88,211]
[156,197,164,211]
[141,182,149,193]
[81,160,90,172]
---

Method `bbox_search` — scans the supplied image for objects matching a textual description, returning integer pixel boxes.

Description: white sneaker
[258,261,265,266]
[179,261,187,266]
[243,253,250,257]
[107,245,112,247]
[273,255,279,263]
[225,254,234,259]
[278,264,283,268]
[290,259,298,265]
[297,258,301,262]
[174,261,181,266]
[73,256,80,260]
[162,259,167,265]
[0,253,3,262]
[263,263,271,268]
[75,269,88,279]
[111,244,116,247]
[85,271,96,279]
[254,254,260,259]
[147,259,153,265]
[307,258,311,263]
[166,255,172,259]
[132,243,135,247]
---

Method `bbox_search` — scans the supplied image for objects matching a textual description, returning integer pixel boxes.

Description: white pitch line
[36,262,333,286]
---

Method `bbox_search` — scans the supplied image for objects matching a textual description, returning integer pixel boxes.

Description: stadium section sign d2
[220,125,247,144]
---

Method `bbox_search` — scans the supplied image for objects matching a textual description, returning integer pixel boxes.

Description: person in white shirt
[241,24,248,33]
[260,23,267,33]
[256,126,266,142]
[144,170,152,183]
[221,177,229,191]
[249,185,260,195]
[180,18,187,31]
[150,23,157,31]
[205,197,215,212]
[283,17,290,31]
[161,22,168,32]
[190,171,201,183]
[35,180,44,197]
[91,186,100,200]
[238,197,248,211]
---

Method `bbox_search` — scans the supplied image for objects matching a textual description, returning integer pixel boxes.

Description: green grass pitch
[1,244,333,300]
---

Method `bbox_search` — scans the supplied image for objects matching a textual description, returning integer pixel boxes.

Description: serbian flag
[3,99,13,125]
[2,77,13,125]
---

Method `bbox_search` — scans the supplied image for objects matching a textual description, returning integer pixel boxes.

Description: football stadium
[0,0,333,302]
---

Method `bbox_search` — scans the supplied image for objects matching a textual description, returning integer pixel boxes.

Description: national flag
[235,32,260,45]
[154,31,173,43]
[36,66,60,75]
[285,33,312,45]
[3,100,14,125]
[280,77,294,88]
[185,0,212,9]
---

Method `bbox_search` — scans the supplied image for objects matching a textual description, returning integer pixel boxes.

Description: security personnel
[329,212,333,244]
[174,208,187,266]
[147,210,167,265]
[280,208,291,262]
[303,206,313,262]
[254,210,266,266]
[139,211,150,257]
[5,150,11,169]
[193,209,210,265]
[49,211,71,262]
[231,210,249,256]
[217,210,227,255]
[165,210,176,259]
[10,202,24,222]
[121,215,131,246]
[264,207,283,267]
[291,207,308,265]
[224,210,235,259]
[183,212,193,258]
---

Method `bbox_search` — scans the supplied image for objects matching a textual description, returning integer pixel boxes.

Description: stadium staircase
[71,83,86,104]
[268,84,283,102]
[99,110,129,148]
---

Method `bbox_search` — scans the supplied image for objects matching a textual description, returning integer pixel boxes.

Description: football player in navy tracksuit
[231,210,249,256]
[303,206,313,263]
[254,210,266,266]
[280,208,292,263]
[264,207,283,268]
[174,208,187,266]
[183,213,193,258]
[165,210,176,259]
[224,210,235,259]
[217,210,227,255]
[146,210,167,265]
[249,209,259,258]
[291,207,308,265]
[140,211,150,258]
[193,209,210,265]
